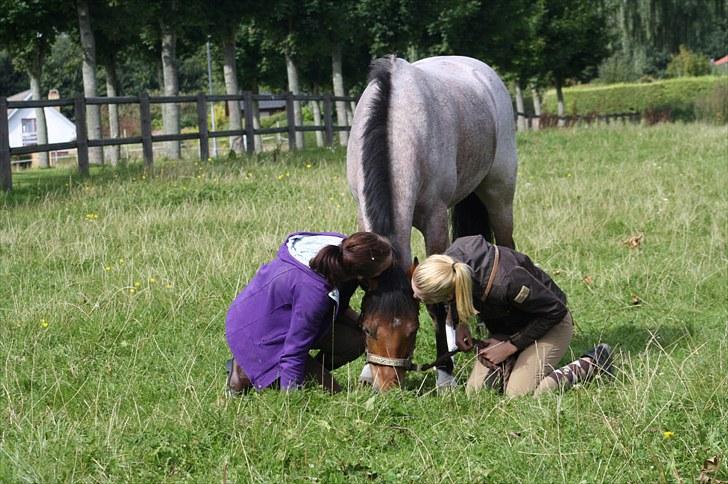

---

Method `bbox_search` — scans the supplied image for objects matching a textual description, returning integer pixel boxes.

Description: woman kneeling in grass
[226,231,394,394]
[411,235,612,396]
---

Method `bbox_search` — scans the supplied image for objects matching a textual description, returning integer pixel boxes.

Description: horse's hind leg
[474,175,516,249]
[476,134,518,248]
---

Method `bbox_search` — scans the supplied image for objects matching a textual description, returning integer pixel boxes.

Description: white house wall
[8,107,77,148]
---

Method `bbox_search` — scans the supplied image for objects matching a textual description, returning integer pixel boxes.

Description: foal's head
[359,263,420,392]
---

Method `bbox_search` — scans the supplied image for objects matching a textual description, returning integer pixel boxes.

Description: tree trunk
[348,101,356,125]
[311,87,323,147]
[331,44,348,146]
[531,88,542,130]
[252,84,262,153]
[105,58,120,165]
[161,19,180,159]
[222,33,243,155]
[556,80,565,127]
[515,83,526,132]
[28,62,49,168]
[77,0,103,164]
[285,53,304,149]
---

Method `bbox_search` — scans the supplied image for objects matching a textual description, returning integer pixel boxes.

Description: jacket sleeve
[278,284,332,390]
[506,267,568,350]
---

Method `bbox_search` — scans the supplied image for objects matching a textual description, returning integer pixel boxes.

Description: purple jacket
[225,232,345,390]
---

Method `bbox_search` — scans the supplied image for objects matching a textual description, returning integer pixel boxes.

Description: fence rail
[2,91,642,192]
[515,111,641,129]
[1,91,357,191]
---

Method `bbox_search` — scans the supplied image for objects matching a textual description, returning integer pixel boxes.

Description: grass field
[1,124,727,482]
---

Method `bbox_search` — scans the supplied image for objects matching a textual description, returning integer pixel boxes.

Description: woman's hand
[478,339,518,365]
[456,323,474,351]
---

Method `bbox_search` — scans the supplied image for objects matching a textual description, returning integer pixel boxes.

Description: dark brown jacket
[446,235,568,350]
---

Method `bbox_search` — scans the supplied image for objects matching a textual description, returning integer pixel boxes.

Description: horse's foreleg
[427,304,453,376]
[422,206,457,386]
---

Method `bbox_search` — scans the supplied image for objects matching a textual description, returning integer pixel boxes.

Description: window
[21,118,37,134]
[21,118,37,146]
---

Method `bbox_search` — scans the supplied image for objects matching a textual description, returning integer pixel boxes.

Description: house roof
[6,90,76,135]
[713,54,728,66]
[8,89,31,101]
[7,89,32,120]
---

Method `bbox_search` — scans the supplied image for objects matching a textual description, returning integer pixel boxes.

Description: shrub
[694,82,728,124]
[541,76,725,121]
[666,46,712,78]
[598,52,641,84]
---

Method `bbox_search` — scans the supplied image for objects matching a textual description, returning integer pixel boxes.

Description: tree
[602,0,726,80]
[92,1,141,165]
[0,50,27,96]
[159,1,181,159]
[261,0,319,149]
[76,0,103,164]
[431,0,543,130]
[536,0,611,125]
[201,2,260,155]
[0,0,71,168]
[309,0,362,146]
[356,0,445,57]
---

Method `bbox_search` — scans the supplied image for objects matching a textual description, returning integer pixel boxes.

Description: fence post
[0,97,11,191]
[140,92,153,169]
[286,92,296,152]
[196,92,209,161]
[244,91,255,154]
[74,95,89,177]
[323,93,334,147]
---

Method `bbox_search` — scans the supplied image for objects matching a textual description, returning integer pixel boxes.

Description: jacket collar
[276,231,347,288]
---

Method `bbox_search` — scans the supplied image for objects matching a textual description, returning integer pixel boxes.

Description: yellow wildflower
[148,277,157,284]
[662,431,674,440]
[40,319,49,329]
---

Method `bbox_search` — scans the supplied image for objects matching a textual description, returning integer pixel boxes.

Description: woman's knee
[504,377,538,397]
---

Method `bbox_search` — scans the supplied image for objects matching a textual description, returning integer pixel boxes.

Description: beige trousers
[466,313,574,397]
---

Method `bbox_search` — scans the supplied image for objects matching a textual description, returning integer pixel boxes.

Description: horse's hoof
[358,364,373,385]
[436,369,458,390]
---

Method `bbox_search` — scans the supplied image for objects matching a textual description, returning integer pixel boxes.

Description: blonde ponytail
[451,262,478,322]
[411,255,478,323]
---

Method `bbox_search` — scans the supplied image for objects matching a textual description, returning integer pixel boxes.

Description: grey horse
[347,55,518,388]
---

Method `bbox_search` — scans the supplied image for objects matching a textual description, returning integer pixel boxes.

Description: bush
[666,46,712,78]
[598,52,641,84]
[541,76,726,122]
[694,82,728,124]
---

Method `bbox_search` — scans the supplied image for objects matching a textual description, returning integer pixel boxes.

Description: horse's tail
[451,193,493,243]
[361,56,396,237]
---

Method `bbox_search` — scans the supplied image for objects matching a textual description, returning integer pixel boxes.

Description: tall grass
[1,124,726,482]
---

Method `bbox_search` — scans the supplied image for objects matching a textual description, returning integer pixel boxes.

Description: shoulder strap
[482,245,500,300]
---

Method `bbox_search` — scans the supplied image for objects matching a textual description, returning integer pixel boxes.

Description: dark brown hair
[310,232,394,286]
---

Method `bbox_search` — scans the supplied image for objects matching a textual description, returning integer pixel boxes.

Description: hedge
[542,76,728,119]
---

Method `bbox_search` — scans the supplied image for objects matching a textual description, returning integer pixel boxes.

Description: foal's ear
[407,257,419,280]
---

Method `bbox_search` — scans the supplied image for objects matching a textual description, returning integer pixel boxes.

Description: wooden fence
[515,111,641,130]
[0,91,356,191]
